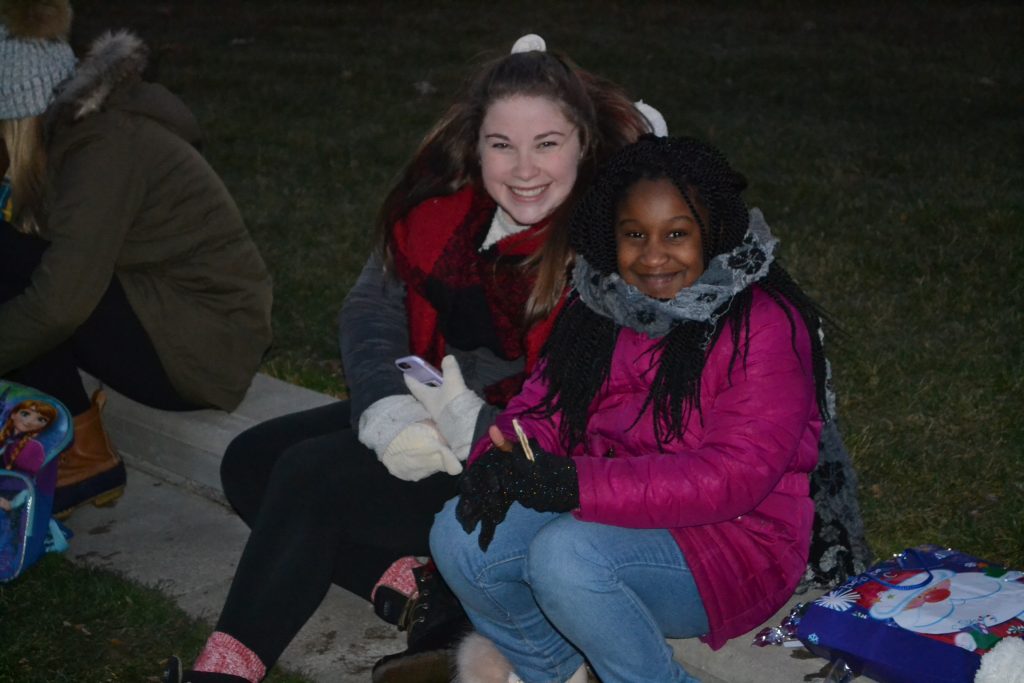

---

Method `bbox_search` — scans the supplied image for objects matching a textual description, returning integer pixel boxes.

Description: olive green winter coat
[0,32,272,410]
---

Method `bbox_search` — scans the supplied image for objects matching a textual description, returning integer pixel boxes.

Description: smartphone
[395,355,444,387]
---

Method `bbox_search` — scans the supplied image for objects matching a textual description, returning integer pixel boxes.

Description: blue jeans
[430,499,709,683]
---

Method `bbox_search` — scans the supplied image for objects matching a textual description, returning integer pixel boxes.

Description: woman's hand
[404,355,485,461]
[357,395,462,480]
[378,420,463,481]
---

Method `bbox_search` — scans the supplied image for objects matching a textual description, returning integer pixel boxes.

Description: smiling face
[615,178,707,300]
[477,95,582,226]
[11,407,50,435]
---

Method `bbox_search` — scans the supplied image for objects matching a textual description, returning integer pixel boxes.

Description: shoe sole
[371,649,452,683]
[53,462,128,520]
[53,484,125,520]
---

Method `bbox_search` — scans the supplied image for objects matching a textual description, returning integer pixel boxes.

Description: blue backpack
[0,380,74,581]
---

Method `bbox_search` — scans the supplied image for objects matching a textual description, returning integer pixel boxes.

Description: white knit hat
[0,1,77,120]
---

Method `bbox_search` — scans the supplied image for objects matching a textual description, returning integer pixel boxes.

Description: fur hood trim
[454,632,513,683]
[49,29,148,124]
[453,632,594,683]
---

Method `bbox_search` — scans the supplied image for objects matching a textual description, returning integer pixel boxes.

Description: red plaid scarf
[390,186,556,405]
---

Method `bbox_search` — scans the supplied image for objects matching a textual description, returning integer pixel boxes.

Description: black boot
[371,562,473,683]
[163,656,251,683]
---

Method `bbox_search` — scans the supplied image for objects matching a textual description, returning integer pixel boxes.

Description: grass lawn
[2,0,1021,680]
[0,555,309,683]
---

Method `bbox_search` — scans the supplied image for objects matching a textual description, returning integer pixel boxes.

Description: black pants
[0,222,195,414]
[218,401,460,667]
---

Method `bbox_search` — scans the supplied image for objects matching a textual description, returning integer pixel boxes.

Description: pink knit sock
[370,555,424,603]
[193,631,266,683]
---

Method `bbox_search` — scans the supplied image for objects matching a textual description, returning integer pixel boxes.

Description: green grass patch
[0,555,309,683]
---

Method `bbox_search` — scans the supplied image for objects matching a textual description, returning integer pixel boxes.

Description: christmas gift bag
[0,380,74,581]
[796,545,1024,683]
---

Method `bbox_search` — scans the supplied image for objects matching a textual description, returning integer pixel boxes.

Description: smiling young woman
[477,95,582,227]
[169,35,658,683]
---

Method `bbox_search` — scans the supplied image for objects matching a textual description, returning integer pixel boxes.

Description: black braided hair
[532,135,831,451]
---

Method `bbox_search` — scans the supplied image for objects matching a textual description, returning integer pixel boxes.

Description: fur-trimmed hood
[45,30,201,145]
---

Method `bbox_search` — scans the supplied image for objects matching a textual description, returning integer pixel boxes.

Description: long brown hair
[376,48,650,325]
[1,116,47,234]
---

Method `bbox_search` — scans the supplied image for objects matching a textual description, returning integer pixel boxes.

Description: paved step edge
[83,372,830,682]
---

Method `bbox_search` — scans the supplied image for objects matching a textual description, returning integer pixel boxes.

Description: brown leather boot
[54,389,126,519]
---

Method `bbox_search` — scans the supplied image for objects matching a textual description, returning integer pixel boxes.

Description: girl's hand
[456,434,580,551]
[454,427,513,551]
[488,425,513,452]
[456,448,517,551]
[505,438,579,514]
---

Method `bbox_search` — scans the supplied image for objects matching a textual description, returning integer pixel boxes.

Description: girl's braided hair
[533,135,831,450]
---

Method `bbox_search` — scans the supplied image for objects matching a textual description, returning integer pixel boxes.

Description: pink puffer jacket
[473,288,822,648]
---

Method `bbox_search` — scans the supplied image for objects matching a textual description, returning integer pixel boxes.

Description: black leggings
[0,222,195,414]
[218,401,460,667]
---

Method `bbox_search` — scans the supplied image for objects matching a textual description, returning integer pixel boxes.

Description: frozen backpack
[0,380,74,581]
[1,176,12,223]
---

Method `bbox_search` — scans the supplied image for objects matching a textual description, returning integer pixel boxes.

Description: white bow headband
[508,34,668,137]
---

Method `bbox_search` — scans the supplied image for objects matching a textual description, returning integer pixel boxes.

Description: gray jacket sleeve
[339,252,528,435]
[338,252,411,424]
[473,403,502,445]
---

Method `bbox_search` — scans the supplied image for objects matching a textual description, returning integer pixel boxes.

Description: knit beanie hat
[0,0,76,120]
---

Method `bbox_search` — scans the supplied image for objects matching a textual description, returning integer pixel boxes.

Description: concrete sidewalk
[63,373,830,682]
[64,466,400,682]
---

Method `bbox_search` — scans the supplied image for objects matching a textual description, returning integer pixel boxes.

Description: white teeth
[509,186,545,198]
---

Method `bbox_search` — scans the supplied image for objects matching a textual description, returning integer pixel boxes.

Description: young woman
[431,135,844,682]
[164,36,656,683]
[0,1,273,516]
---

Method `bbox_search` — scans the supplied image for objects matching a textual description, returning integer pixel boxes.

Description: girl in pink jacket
[431,135,833,683]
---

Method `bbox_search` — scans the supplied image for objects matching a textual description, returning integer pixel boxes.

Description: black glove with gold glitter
[505,438,579,514]
[456,448,517,551]
[456,439,579,551]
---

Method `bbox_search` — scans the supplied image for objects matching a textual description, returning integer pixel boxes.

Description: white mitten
[358,394,431,455]
[378,421,463,481]
[404,355,485,461]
